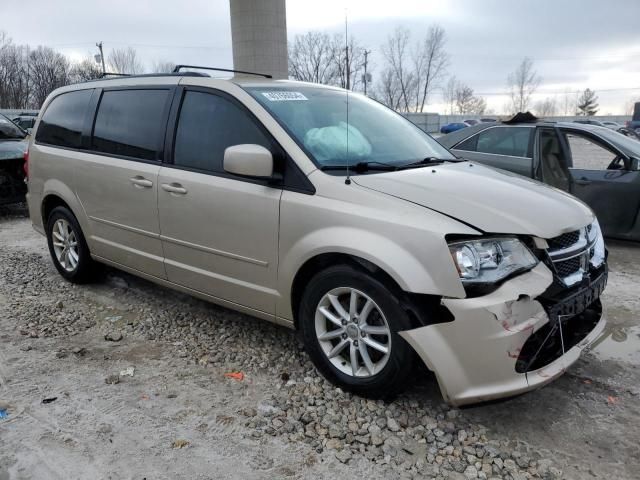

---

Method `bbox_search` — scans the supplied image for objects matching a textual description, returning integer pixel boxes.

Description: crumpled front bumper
[400,263,607,406]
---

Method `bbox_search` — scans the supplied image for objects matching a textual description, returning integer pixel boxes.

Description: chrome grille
[554,256,582,278]
[547,228,592,287]
[548,230,580,250]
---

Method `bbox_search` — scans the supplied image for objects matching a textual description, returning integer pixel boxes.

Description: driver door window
[565,133,621,170]
[173,91,272,173]
[564,131,638,237]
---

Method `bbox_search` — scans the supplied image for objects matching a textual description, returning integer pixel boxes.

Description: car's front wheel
[299,264,415,398]
[46,206,98,283]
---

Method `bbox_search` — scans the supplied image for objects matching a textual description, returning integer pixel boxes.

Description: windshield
[245,86,455,170]
[0,114,27,140]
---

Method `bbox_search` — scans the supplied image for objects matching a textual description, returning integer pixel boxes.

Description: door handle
[130,176,153,188]
[161,183,188,195]
[574,178,591,186]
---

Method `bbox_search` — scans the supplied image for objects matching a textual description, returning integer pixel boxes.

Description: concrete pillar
[229,0,288,80]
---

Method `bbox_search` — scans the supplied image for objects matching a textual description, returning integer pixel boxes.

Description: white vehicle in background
[601,121,622,130]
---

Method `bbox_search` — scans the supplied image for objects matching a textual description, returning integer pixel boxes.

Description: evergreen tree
[577,88,599,116]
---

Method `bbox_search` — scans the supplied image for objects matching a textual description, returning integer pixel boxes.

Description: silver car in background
[439,120,640,241]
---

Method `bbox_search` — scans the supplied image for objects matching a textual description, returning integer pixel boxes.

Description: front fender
[277,226,466,321]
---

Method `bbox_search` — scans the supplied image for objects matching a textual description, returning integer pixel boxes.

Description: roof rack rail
[172,65,272,79]
[100,72,130,78]
[95,72,211,82]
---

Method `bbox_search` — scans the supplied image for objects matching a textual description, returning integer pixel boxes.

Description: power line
[49,41,231,51]
[46,40,640,62]
[448,53,640,62]
[474,87,640,96]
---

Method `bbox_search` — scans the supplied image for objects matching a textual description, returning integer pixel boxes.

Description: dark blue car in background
[440,122,469,134]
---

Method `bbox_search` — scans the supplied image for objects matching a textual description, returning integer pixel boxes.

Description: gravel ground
[1,206,639,479]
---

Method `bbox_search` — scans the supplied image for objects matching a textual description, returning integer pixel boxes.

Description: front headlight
[587,218,605,268]
[448,237,538,285]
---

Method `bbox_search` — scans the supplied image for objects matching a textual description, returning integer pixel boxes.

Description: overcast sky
[3,0,639,114]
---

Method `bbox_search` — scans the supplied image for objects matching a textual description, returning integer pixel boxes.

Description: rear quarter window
[35,89,93,148]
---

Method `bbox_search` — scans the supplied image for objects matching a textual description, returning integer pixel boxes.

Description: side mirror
[630,157,639,171]
[223,144,273,178]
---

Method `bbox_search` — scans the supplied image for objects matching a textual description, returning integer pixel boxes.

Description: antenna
[345,10,351,185]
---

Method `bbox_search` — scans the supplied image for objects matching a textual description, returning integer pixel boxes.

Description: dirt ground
[1,206,639,480]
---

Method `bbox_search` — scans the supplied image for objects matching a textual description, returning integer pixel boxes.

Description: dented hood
[353,162,594,239]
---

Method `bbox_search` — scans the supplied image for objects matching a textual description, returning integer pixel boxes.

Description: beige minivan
[26,69,608,405]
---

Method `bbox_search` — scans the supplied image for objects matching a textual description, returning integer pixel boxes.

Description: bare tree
[534,97,557,117]
[381,27,415,112]
[472,96,487,115]
[374,67,404,110]
[151,60,176,73]
[107,47,144,75]
[560,88,578,116]
[69,57,103,83]
[411,25,448,112]
[454,83,486,115]
[28,46,69,108]
[442,76,458,115]
[441,76,485,115]
[288,31,338,85]
[331,35,366,91]
[0,32,30,109]
[507,57,541,113]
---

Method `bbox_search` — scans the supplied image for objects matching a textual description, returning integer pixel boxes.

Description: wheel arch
[291,253,390,328]
[42,194,73,225]
[278,226,465,326]
[289,252,451,332]
[40,179,90,237]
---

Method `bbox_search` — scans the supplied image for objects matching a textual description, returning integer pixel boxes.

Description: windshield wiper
[320,161,399,172]
[398,157,460,169]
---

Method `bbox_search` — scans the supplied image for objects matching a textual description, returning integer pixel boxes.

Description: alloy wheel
[51,218,79,272]
[315,287,391,377]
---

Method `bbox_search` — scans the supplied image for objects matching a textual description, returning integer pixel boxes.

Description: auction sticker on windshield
[261,91,308,101]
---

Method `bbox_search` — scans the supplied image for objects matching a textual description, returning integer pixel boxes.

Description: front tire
[46,206,97,283]
[299,264,415,398]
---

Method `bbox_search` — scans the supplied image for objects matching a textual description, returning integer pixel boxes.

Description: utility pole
[363,49,371,96]
[96,42,106,75]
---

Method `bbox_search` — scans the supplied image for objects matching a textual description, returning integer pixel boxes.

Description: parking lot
[1,204,639,480]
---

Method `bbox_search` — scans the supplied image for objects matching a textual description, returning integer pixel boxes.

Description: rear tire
[299,264,415,398]
[46,206,98,283]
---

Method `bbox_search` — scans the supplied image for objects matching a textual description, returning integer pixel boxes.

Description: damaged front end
[400,223,607,406]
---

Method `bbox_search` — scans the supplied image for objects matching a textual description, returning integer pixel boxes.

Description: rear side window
[173,91,271,173]
[457,127,533,158]
[92,89,170,161]
[36,90,93,148]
